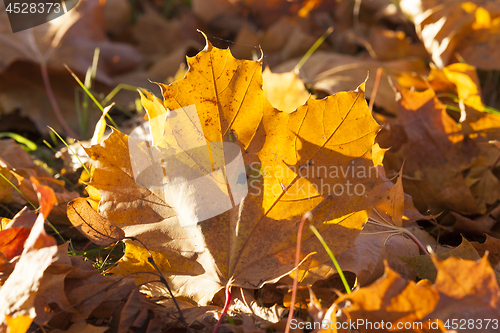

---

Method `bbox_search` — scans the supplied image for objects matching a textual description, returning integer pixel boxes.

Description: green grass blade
[48,126,92,180]
[0,173,37,210]
[64,64,119,129]
[295,26,333,72]
[101,83,141,106]
[0,132,37,151]
[309,225,351,294]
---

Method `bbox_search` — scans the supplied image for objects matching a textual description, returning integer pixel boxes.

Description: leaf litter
[2,0,500,332]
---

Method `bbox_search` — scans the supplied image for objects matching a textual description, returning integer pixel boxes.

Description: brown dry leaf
[273,52,428,114]
[299,167,426,287]
[0,62,89,136]
[449,205,500,238]
[379,85,484,215]
[0,182,57,332]
[231,16,323,68]
[51,321,108,333]
[0,139,79,219]
[399,0,500,70]
[72,37,386,305]
[317,264,441,333]
[262,67,310,113]
[67,197,125,246]
[129,3,201,82]
[316,255,500,332]
[367,26,429,61]
[471,235,500,271]
[32,243,137,329]
[426,255,500,327]
[0,0,141,134]
[400,237,481,283]
[193,0,337,31]
[0,0,141,82]
[464,157,500,212]
[104,0,132,35]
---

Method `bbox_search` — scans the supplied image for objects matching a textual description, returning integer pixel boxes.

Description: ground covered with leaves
[1,0,500,332]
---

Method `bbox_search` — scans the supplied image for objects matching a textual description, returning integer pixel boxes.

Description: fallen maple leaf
[380,85,487,215]
[312,255,500,332]
[71,36,386,305]
[67,197,125,246]
[295,166,428,288]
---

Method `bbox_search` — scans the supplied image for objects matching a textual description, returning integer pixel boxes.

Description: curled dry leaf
[72,37,387,305]
[67,197,125,246]
[400,0,500,70]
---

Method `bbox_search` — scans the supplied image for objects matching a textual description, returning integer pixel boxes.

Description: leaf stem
[400,228,429,255]
[213,284,232,333]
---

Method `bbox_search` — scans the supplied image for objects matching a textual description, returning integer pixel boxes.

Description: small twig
[285,213,312,333]
[369,67,384,112]
[126,237,192,333]
[490,154,500,170]
[40,62,78,138]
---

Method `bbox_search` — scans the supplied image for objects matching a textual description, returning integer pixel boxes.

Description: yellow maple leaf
[72,35,384,305]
